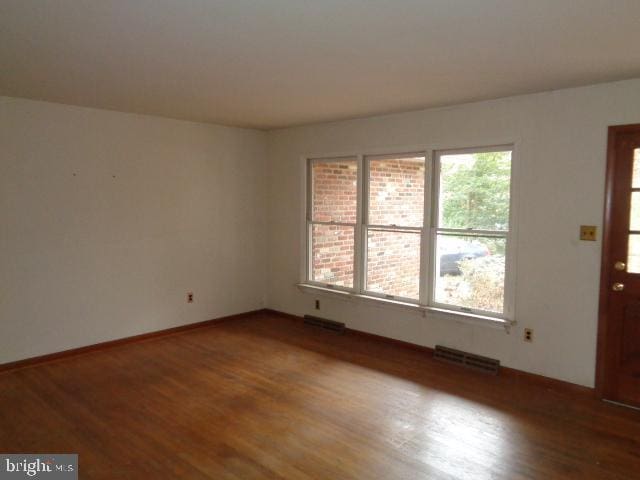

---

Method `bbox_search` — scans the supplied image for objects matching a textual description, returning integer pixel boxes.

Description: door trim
[596,123,640,399]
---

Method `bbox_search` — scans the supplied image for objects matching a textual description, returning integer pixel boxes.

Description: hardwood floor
[1,311,639,479]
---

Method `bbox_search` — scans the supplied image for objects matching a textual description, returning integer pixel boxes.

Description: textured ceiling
[1,0,640,129]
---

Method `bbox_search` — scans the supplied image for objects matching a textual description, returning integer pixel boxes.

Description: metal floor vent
[434,345,500,375]
[303,315,345,333]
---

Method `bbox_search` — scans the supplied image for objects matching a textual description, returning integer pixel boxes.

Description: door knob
[614,261,626,271]
[613,261,627,272]
[612,282,625,292]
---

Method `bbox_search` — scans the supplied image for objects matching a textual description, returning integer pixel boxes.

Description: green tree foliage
[440,151,511,231]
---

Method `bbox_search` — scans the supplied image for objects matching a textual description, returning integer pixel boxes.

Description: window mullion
[306,220,311,283]
[425,149,440,306]
[417,150,431,306]
[354,154,366,294]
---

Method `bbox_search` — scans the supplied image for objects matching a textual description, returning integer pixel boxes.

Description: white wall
[0,97,267,364]
[266,78,640,388]
[4,79,640,386]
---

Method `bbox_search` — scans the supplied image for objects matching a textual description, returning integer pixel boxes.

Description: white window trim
[299,143,518,328]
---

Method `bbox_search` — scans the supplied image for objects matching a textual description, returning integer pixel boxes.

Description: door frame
[596,123,640,399]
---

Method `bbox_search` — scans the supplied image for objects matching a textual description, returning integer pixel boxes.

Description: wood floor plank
[1,311,639,479]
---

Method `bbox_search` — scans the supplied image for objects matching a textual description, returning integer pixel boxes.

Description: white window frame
[362,152,427,304]
[302,144,517,324]
[305,156,359,293]
[429,145,515,319]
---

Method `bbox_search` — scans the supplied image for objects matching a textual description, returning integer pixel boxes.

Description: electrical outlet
[524,328,533,343]
[187,292,194,303]
[315,299,320,310]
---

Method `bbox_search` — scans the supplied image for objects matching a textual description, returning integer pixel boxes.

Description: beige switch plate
[580,225,597,241]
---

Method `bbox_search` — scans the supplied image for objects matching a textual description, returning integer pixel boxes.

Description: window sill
[296,283,515,331]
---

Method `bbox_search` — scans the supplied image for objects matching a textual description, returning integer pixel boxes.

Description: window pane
[368,155,425,227]
[631,192,640,231]
[438,150,511,230]
[434,235,505,313]
[311,224,354,287]
[628,234,640,273]
[633,149,640,189]
[312,158,357,223]
[366,230,420,299]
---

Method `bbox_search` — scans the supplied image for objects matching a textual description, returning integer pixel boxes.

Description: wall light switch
[580,225,597,241]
